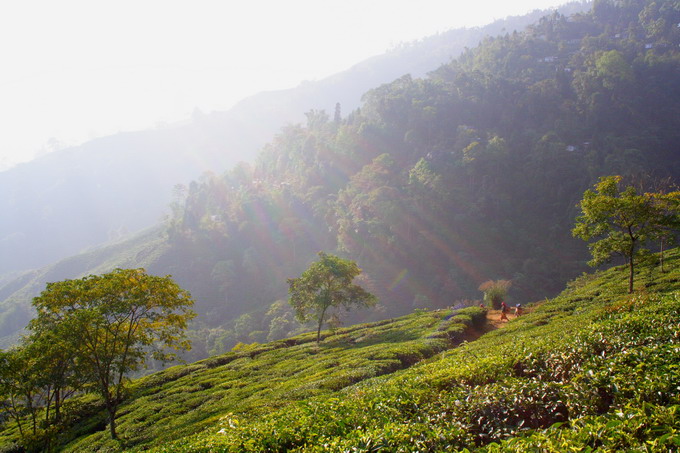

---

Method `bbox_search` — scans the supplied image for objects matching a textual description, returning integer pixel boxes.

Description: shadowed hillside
[0,4,588,278]
[1,247,677,451]
[0,0,677,360]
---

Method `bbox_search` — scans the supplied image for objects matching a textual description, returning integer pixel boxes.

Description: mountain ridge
[2,247,677,451]
[0,1,589,276]
[2,0,677,360]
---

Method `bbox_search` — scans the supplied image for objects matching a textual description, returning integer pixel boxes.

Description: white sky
[0,0,572,170]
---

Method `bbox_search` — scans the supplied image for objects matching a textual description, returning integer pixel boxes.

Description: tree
[572,176,679,293]
[0,330,84,450]
[648,191,680,272]
[30,268,195,439]
[334,102,342,124]
[478,279,512,309]
[288,252,377,344]
[0,347,41,441]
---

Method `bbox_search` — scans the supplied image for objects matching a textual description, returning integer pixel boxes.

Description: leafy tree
[572,176,679,293]
[233,313,257,342]
[478,280,512,309]
[288,252,377,344]
[28,310,87,429]
[595,50,633,91]
[0,329,85,450]
[334,102,342,124]
[0,347,41,441]
[648,190,680,271]
[30,268,195,439]
[267,314,295,342]
[265,300,296,341]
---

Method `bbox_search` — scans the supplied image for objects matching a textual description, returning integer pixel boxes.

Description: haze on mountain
[0,0,575,171]
[2,0,678,362]
[0,1,587,276]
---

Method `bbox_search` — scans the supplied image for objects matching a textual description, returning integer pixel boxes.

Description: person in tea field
[514,304,523,316]
[500,301,509,322]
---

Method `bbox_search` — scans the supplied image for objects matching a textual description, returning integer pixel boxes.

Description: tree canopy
[29,268,195,439]
[573,176,680,292]
[288,252,377,344]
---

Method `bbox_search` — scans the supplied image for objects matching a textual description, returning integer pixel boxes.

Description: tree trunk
[11,399,24,440]
[107,404,118,439]
[28,398,37,435]
[316,319,323,345]
[44,391,51,425]
[628,234,636,294]
[55,389,61,423]
[316,307,328,345]
[628,257,634,294]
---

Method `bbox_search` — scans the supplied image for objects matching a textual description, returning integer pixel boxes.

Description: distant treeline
[130,0,680,357]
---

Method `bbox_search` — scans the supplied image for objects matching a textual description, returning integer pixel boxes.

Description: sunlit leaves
[29,268,195,439]
[288,252,377,344]
[573,175,680,292]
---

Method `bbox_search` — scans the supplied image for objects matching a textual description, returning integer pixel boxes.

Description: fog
[0,0,573,170]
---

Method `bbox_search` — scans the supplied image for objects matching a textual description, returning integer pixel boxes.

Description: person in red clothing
[500,301,509,322]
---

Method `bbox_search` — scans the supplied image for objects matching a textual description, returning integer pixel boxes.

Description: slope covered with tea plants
[143,249,678,452]
[0,304,487,451]
[1,249,675,452]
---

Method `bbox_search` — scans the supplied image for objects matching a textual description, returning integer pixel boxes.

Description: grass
[148,250,680,452]
[1,249,679,452]
[48,306,485,452]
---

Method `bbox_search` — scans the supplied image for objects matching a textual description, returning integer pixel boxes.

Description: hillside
[0,5,585,279]
[155,0,680,354]
[1,248,678,451]
[0,226,170,348]
[0,0,677,359]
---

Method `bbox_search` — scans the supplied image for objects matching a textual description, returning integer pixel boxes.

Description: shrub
[478,280,512,309]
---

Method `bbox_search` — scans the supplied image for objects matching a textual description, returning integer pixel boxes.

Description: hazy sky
[0,0,574,170]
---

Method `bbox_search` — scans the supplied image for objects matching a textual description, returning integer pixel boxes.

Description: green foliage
[2,8,680,450]
[20,0,676,448]
[27,268,195,440]
[478,279,512,309]
[288,252,377,344]
[40,307,470,451]
[3,248,679,451]
[573,175,680,292]
[143,248,680,453]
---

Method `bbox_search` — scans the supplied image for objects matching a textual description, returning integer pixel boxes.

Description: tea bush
[146,250,680,452]
[3,252,678,452]
[30,306,480,452]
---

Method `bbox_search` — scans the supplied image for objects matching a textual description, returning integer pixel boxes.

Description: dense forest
[0,2,583,279]
[157,0,680,356]
[2,1,680,450]
[0,0,678,360]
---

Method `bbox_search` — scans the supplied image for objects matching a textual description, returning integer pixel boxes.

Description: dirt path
[459,309,508,343]
[460,307,529,343]
[486,309,509,329]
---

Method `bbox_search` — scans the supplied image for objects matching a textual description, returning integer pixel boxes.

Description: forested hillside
[0,3,578,278]
[0,0,678,358]
[163,0,680,355]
